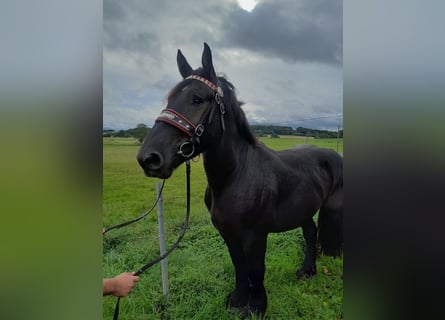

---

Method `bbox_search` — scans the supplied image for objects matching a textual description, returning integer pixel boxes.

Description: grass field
[103,136,343,319]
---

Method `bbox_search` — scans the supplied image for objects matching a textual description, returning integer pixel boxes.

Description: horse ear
[201,42,217,83]
[177,49,193,79]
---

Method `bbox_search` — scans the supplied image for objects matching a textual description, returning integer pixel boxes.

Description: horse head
[137,43,227,179]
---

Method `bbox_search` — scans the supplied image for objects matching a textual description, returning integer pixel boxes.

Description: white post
[156,182,168,295]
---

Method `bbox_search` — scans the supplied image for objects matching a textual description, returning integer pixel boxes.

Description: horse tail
[318,155,343,257]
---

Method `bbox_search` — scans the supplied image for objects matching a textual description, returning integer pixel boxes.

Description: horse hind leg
[318,187,343,257]
[297,219,318,278]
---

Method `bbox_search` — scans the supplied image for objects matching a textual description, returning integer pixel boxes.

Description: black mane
[217,75,258,146]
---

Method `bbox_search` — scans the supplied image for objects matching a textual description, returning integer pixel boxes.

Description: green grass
[258,136,343,153]
[103,136,343,319]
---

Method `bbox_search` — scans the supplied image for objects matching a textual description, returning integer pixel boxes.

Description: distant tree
[132,124,149,143]
[249,124,341,139]
[115,130,130,137]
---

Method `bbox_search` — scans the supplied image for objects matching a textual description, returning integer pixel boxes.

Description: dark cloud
[104,0,342,62]
[103,0,343,130]
[103,0,126,21]
[103,0,226,53]
[223,0,342,64]
[105,30,159,54]
[103,0,163,54]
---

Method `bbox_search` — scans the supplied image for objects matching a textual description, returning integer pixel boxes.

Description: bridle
[155,75,226,159]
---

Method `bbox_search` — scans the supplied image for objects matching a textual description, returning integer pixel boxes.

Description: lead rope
[103,180,165,235]
[113,160,192,320]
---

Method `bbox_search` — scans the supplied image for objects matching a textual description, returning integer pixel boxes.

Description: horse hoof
[237,305,266,319]
[226,290,248,312]
[239,306,250,319]
[296,266,317,279]
[245,291,267,319]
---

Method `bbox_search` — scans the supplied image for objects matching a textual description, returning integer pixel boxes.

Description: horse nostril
[141,152,163,171]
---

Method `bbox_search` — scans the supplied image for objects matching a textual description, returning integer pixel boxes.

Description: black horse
[137,43,343,317]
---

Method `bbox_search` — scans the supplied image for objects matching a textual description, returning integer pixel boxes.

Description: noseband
[155,75,226,159]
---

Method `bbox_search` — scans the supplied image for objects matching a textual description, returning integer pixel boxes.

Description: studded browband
[186,75,224,97]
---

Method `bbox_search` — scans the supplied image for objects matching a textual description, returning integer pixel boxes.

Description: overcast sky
[104,0,342,131]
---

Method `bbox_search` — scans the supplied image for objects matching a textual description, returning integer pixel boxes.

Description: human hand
[103,272,140,297]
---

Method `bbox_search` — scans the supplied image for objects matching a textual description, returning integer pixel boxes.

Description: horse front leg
[297,218,317,278]
[220,232,250,313]
[244,231,268,317]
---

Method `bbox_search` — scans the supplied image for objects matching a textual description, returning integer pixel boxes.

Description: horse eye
[192,95,203,105]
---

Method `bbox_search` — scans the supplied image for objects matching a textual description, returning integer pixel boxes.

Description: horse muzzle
[137,151,172,179]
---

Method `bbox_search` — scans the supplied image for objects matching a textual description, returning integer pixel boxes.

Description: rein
[111,160,192,320]
[103,181,165,235]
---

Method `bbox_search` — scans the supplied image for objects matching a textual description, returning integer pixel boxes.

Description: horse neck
[203,128,251,189]
[202,89,257,188]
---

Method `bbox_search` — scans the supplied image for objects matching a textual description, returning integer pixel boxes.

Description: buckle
[215,92,222,105]
[219,102,226,115]
[195,124,205,137]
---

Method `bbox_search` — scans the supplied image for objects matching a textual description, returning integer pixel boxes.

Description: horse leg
[318,186,343,257]
[297,219,317,278]
[221,233,250,313]
[244,232,268,317]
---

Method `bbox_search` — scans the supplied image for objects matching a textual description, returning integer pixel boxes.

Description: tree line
[251,125,343,139]
[103,123,150,143]
[103,124,342,142]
